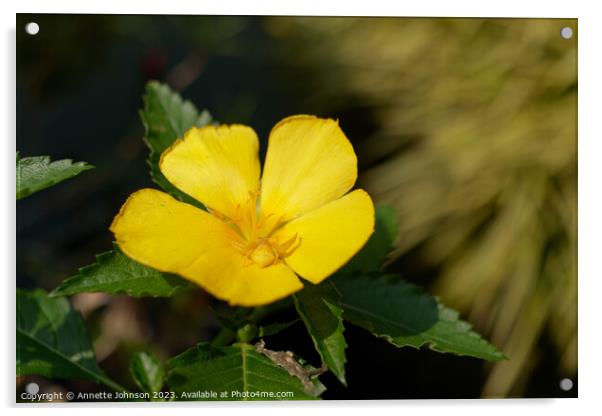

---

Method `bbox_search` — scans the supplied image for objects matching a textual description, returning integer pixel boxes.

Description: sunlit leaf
[294,282,347,385]
[335,275,505,361]
[16,153,93,200]
[51,244,190,298]
[17,289,123,390]
[130,351,165,396]
[168,343,324,400]
[140,81,212,208]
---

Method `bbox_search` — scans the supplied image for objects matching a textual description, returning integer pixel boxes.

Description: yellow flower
[110,115,375,306]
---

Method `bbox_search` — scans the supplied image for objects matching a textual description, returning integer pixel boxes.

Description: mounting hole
[560,26,573,39]
[559,378,574,391]
[25,382,40,395]
[25,22,39,35]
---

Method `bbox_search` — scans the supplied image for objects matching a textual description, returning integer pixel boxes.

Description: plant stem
[211,327,235,347]
[211,298,294,347]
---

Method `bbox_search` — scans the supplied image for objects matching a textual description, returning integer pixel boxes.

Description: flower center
[212,190,300,268]
[249,240,278,268]
[230,235,299,268]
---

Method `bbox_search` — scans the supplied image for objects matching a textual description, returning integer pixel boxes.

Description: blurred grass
[263,17,577,397]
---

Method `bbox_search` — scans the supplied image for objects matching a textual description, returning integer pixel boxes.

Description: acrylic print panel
[16,14,577,402]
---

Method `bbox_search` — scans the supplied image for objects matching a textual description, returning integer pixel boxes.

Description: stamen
[276,234,299,257]
[223,188,300,268]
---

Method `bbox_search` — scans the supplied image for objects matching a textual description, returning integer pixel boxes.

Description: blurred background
[16,15,577,399]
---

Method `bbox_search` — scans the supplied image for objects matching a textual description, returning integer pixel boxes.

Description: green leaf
[335,275,505,361]
[51,244,190,298]
[16,289,125,390]
[340,204,399,274]
[258,320,299,338]
[16,153,94,200]
[294,282,347,385]
[168,343,324,400]
[130,351,165,396]
[140,81,213,208]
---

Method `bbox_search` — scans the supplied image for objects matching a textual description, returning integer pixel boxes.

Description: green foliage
[168,343,324,400]
[51,244,190,298]
[340,204,398,274]
[333,204,502,363]
[17,289,124,390]
[140,81,213,208]
[16,153,93,199]
[335,275,505,361]
[258,321,299,338]
[130,351,165,396]
[294,282,347,385]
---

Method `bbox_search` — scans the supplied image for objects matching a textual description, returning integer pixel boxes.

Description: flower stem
[211,297,294,347]
[211,327,236,347]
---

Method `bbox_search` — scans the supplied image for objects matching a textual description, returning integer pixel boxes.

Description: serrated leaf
[294,282,347,385]
[16,289,124,390]
[140,81,213,208]
[130,351,165,395]
[51,244,190,298]
[168,343,324,400]
[335,275,505,361]
[16,153,94,199]
[340,204,398,274]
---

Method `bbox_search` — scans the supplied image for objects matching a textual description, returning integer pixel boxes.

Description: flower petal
[260,115,358,221]
[184,250,304,307]
[273,189,375,284]
[160,124,260,219]
[110,188,235,273]
[110,188,302,306]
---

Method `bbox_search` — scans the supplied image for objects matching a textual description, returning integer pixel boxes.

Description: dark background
[16,14,577,399]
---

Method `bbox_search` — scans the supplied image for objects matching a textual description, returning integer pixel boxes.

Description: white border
[3,1,601,415]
